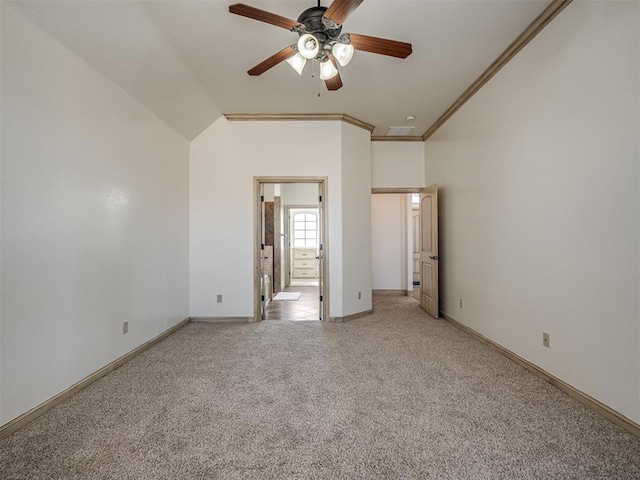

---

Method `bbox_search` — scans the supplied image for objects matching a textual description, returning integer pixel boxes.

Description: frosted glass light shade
[286,53,307,75]
[332,43,354,66]
[298,34,319,59]
[319,59,339,80]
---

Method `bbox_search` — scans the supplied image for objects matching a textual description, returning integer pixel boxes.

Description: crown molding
[422,0,573,141]
[224,113,375,132]
[371,136,424,142]
[371,188,424,194]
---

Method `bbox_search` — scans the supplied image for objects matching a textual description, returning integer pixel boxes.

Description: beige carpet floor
[2,296,640,479]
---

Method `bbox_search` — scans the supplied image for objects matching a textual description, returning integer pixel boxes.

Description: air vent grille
[386,126,416,136]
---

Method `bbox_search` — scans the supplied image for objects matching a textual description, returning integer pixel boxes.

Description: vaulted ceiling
[9,0,552,140]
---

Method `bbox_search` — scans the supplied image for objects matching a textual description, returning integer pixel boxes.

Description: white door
[259,184,266,319]
[318,183,325,321]
[412,208,420,284]
[289,208,319,282]
[420,184,439,318]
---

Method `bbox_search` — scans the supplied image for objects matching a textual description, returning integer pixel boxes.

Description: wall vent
[385,126,416,136]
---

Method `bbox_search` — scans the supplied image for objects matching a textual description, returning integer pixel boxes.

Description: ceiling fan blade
[325,72,343,91]
[323,0,364,26]
[229,4,302,31]
[247,46,296,76]
[325,57,343,91]
[349,33,412,59]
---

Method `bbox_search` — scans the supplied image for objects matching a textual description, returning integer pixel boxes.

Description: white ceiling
[9,0,551,139]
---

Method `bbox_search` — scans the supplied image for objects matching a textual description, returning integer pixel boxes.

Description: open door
[420,184,439,318]
[318,183,325,321]
[259,183,266,319]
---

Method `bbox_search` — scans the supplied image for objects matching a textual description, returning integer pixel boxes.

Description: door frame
[371,188,426,297]
[254,177,329,322]
[284,205,320,288]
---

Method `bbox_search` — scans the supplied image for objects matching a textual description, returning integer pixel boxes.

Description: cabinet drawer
[293,259,315,269]
[293,268,317,278]
[293,249,316,259]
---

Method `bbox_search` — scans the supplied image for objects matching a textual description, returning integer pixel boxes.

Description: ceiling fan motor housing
[295,6,344,58]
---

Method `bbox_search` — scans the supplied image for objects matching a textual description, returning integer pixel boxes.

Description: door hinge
[261,295,265,301]
[260,195,264,202]
[319,244,323,251]
[261,243,265,250]
[320,295,323,301]
[319,195,322,202]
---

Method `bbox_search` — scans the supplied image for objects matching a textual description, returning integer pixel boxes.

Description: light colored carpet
[2,296,640,479]
[273,292,301,301]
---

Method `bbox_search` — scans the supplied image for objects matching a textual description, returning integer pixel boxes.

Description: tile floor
[264,285,320,321]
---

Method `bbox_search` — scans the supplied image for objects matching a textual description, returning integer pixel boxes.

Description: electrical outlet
[543,332,550,348]
[122,321,128,335]
[217,294,222,303]
[459,298,463,309]
[358,291,362,300]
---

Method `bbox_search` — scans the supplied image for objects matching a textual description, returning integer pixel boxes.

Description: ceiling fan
[229,0,412,91]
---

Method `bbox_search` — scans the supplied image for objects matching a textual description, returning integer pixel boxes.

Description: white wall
[189,118,372,319]
[425,1,639,423]
[341,122,372,315]
[280,183,318,206]
[0,0,4,420]
[371,195,406,291]
[263,183,275,202]
[1,5,190,424]
[372,142,425,189]
[191,118,337,317]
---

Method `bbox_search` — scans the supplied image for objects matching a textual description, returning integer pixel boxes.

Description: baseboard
[0,317,191,440]
[441,312,640,438]
[329,309,374,323]
[372,289,405,296]
[191,316,254,323]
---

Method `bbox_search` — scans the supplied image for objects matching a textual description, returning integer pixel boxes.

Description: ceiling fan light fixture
[286,53,307,75]
[229,1,413,91]
[298,33,320,59]
[332,42,354,67]
[319,58,339,80]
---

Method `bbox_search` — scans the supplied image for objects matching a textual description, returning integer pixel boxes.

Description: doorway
[370,189,430,304]
[285,206,320,287]
[254,177,328,322]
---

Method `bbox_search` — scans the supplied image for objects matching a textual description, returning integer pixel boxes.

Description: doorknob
[429,255,440,260]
